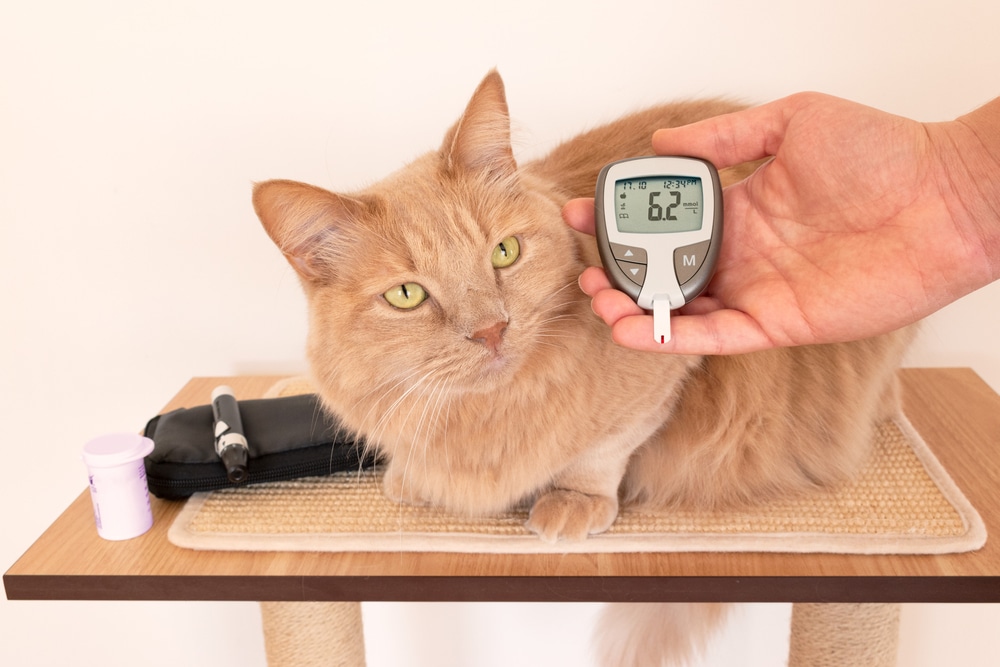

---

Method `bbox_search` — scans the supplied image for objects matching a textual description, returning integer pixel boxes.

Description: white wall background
[2,1,998,665]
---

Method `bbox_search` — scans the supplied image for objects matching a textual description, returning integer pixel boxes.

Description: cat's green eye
[384,283,428,310]
[491,236,520,269]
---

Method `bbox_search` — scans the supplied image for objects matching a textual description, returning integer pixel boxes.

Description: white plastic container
[82,433,155,540]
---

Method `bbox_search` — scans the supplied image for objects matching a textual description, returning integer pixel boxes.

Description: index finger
[651,94,809,168]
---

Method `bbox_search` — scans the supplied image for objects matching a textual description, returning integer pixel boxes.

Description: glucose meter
[594,156,723,343]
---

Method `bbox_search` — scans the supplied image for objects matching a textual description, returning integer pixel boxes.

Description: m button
[673,240,711,285]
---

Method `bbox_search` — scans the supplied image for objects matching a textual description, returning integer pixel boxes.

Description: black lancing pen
[211,385,250,483]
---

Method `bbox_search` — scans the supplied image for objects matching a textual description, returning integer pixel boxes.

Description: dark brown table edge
[6,574,1000,603]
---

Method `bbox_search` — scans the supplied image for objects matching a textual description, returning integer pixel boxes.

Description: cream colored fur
[597,604,731,667]
[252,71,915,666]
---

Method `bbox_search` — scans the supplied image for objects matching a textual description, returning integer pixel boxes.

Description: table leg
[259,601,366,667]
[788,603,900,667]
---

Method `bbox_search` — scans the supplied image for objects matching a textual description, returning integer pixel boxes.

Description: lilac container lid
[82,433,155,468]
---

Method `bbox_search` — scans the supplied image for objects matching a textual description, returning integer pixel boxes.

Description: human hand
[565,92,1000,354]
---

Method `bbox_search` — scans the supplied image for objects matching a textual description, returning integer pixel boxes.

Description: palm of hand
[699,97,953,346]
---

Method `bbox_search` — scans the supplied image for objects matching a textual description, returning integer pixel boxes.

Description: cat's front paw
[526,489,618,543]
[381,468,431,507]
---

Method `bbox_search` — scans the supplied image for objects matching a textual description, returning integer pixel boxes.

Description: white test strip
[652,295,672,344]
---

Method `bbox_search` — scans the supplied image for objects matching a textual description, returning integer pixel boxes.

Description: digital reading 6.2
[613,176,704,234]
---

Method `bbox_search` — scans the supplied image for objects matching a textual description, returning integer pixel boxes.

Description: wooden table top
[5,368,1000,603]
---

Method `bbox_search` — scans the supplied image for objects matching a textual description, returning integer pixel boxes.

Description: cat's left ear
[441,69,517,181]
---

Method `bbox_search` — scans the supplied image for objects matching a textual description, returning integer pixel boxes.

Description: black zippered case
[142,393,375,499]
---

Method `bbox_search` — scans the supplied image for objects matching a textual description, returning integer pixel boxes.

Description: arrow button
[610,242,647,265]
[616,260,646,287]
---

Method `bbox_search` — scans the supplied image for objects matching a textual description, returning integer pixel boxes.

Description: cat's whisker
[439,389,454,483]
[351,368,425,418]
[364,369,439,464]
[377,370,450,506]
[536,312,578,327]
[347,379,410,436]
[410,376,446,464]
[352,361,457,445]
[536,281,580,307]
[394,379,434,507]
[394,369,460,507]
[529,337,570,351]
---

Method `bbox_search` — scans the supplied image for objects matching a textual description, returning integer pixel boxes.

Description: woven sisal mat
[168,377,986,554]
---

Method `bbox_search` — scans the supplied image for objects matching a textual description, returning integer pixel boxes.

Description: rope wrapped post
[259,601,366,667]
[788,603,900,667]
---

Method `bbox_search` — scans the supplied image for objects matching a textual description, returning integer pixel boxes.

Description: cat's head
[253,71,587,409]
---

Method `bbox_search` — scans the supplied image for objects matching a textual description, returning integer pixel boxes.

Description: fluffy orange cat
[253,71,914,666]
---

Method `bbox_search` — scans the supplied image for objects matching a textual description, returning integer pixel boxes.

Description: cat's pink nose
[469,321,507,354]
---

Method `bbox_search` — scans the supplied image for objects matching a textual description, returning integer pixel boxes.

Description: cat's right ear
[252,179,365,282]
